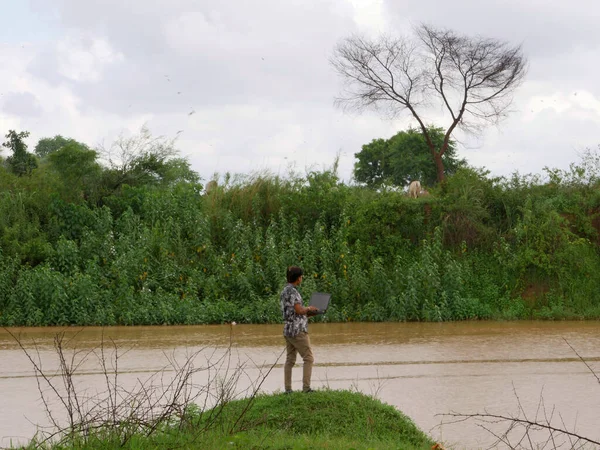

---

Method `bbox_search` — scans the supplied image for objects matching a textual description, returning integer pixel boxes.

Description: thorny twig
[437,339,600,449]
[4,327,284,448]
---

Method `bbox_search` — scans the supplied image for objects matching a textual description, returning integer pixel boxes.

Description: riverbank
[25,390,435,450]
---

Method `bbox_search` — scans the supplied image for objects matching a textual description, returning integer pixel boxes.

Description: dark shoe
[284,390,293,395]
[303,388,315,393]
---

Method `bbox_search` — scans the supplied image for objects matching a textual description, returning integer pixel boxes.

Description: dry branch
[437,339,599,449]
[4,327,282,448]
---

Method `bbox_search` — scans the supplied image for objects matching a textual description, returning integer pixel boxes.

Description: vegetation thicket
[2,127,600,326]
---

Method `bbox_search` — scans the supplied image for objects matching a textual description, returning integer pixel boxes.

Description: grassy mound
[154,390,433,449]
[208,389,433,445]
[38,390,435,449]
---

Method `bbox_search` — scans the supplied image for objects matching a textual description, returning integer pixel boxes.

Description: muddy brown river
[1,322,599,449]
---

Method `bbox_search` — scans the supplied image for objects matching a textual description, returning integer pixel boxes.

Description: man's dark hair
[287,266,303,283]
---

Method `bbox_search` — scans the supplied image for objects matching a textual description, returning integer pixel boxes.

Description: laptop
[308,292,331,315]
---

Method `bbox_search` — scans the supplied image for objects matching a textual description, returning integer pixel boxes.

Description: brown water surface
[1,321,599,449]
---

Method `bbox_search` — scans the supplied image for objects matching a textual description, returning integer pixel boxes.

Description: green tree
[34,135,80,158]
[47,141,102,202]
[354,127,465,188]
[3,130,37,176]
[97,126,201,200]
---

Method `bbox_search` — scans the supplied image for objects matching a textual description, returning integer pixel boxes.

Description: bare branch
[442,411,600,447]
[563,338,600,385]
[331,24,527,182]
[6,328,284,448]
[438,340,599,449]
[331,34,425,118]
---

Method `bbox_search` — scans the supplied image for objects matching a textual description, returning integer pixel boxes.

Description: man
[280,266,318,393]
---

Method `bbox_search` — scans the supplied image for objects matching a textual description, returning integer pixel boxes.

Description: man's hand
[294,303,319,316]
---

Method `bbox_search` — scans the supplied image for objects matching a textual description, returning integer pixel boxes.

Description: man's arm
[294,303,318,316]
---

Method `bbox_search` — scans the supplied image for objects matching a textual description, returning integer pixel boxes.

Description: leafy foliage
[34,135,83,158]
[1,128,600,325]
[354,127,465,188]
[3,130,37,176]
[47,141,103,202]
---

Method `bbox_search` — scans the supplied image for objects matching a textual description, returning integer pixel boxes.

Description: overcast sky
[1,0,599,184]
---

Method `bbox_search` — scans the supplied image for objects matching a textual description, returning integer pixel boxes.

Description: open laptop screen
[309,292,331,314]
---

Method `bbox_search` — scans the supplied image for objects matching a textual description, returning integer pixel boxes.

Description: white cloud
[347,0,386,34]
[1,92,43,117]
[55,34,124,83]
[524,90,600,123]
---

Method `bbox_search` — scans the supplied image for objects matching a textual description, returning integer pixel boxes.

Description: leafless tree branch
[5,327,283,448]
[437,339,599,449]
[331,24,527,182]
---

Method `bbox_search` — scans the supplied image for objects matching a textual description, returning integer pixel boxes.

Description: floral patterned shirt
[280,283,307,338]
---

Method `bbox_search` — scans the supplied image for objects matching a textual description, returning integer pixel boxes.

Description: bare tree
[98,125,178,175]
[331,24,527,183]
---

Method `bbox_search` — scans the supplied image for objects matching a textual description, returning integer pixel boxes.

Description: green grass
[39,390,436,450]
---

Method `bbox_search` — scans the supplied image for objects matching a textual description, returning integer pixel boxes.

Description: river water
[1,321,599,449]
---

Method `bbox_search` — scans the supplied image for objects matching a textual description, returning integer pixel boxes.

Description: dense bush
[2,136,600,325]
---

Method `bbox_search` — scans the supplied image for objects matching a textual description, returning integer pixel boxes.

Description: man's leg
[294,332,314,392]
[284,337,297,392]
